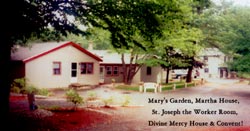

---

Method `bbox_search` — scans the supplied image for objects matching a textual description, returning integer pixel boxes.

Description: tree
[183,0,212,82]
[1,0,86,125]
[1,0,166,124]
[85,27,112,50]
[192,0,212,14]
[150,27,204,83]
[196,2,250,78]
[145,0,206,83]
[62,27,112,50]
[220,7,250,77]
[80,0,166,84]
[83,0,164,49]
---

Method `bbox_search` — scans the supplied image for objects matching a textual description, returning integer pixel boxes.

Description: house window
[113,66,119,75]
[146,67,152,75]
[204,68,209,73]
[204,56,208,61]
[106,66,112,75]
[80,63,93,74]
[53,62,61,75]
[106,66,119,76]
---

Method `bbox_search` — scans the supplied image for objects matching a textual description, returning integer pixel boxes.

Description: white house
[11,41,102,88]
[11,42,231,89]
[197,48,231,79]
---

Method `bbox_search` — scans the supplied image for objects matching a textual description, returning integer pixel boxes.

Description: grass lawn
[115,85,140,92]
[115,81,196,92]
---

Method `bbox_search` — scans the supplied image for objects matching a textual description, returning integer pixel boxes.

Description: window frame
[80,62,94,74]
[53,62,61,75]
[113,66,119,76]
[105,66,120,76]
[204,56,208,61]
[204,68,209,73]
[106,66,113,76]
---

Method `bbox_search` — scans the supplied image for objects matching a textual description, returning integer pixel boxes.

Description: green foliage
[11,78,52,96]
[237,72,250,79]
[65,89,84,110]
[142,0,206,83]
[85,27,112,50]
[5,0,87,45]
[102,96,114,107]
[10,86,21,94]
[201,5,250,74]
[38,88,52,96]
[26,29,64,44]
[85,0,166,49]
[11,77,27,90]
[116,85,139,91]
[11,78,39,94]
[192,0,212,14]
[24,85,39,94]
[87,91,98,101]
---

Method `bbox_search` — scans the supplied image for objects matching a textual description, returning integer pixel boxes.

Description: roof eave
[23,41,103,63]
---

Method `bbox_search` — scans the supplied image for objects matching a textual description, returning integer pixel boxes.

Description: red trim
[23,41,102,63]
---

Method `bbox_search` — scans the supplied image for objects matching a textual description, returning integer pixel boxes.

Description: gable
[11,41,102,63]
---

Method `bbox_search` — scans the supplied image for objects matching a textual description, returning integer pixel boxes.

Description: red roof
[11,41,102,63]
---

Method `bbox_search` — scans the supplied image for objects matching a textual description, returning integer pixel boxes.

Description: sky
[232,0,250,6]
[212,0,250,6]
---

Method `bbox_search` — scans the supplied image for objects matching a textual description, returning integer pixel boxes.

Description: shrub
[65,89,83,110]
[20,85,39,95]
[10,86,21,94]
[11,77,27,88]
[11,77,27,93]
[38,88,52,96]
[103,96,114,107]
[86,91,98,101]
[122,95,131,107]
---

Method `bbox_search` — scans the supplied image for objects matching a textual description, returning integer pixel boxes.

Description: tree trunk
[121,53,128,83]
[121,53,142,85]
[0,37,12,127]
[127,69,133,85]
[165,67,170,84]
[186,66,193,83]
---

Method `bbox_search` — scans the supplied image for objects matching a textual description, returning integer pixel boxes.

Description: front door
[99,66,104,84]
[71,62,77,83]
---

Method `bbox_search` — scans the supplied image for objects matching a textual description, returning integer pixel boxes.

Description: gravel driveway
[76,79,250,131]
[10,78,250,131]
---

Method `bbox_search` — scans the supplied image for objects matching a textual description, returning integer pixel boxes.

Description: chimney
[88,40,93,50]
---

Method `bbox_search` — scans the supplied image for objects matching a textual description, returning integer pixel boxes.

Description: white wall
[25,45,100,88]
